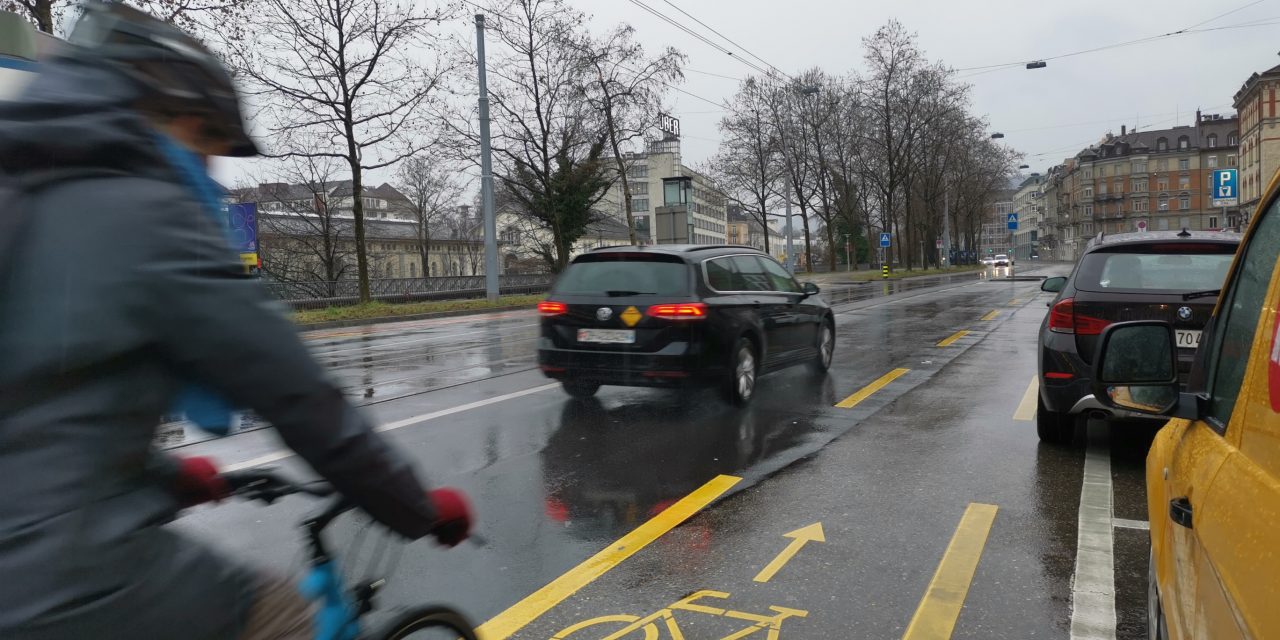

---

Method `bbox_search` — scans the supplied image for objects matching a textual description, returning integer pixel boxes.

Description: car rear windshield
[553,256,690,296]
[1075,243,1237,293]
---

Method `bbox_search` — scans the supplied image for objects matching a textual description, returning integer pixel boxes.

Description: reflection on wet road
[175,264,1157,639]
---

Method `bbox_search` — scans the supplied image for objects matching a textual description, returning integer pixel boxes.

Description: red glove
[427,488,472,547]
[172,456,230,507]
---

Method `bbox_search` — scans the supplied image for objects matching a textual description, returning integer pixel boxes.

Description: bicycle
[223,470,479,640]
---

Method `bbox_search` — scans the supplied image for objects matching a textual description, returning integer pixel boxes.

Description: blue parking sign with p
[879,232,891,248]
[1211,169,1238,207]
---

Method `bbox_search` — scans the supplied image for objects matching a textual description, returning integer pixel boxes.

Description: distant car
[993,254,1010,267]
[1035,229,1241,443]
[980,257,994,266]
[537,246,835,405]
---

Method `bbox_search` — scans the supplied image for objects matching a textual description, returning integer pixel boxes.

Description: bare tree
[223,0,453,302]
[766,77,819,272]
[396,155,467,278]
[251,154,355,298]
[710,77,781,254]
[445,0,612,273]
[5,0,249,36]
[578,25,685,244]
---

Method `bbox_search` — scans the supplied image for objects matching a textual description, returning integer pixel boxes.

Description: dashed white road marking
[1070,439,1118,640]
[222,383,558,472]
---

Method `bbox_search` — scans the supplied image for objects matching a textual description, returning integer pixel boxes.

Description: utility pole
[941,184,951,268]
[783,174,795,274]
[476,14,499,303]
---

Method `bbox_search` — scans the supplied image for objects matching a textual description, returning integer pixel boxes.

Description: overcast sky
[213,0,1280,188]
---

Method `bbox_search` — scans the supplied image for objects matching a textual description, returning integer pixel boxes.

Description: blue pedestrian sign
[1211,169,1238,207]
[1007,213,1019,230]
[879,232,892,248]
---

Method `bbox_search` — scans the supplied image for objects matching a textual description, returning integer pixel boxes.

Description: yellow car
[1092,171,1280,640]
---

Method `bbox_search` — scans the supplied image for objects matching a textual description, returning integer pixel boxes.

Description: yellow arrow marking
[620,306,642,327]
[753,523,825,583]
[980,310,999,321]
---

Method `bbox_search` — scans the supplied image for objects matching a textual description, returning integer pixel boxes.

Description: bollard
[882,264,890,279]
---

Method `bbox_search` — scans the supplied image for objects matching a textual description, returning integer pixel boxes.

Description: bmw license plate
[1175,330,1202,349]
[577,329,636,344]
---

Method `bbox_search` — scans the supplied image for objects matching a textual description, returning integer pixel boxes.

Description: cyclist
[0,3,471,639]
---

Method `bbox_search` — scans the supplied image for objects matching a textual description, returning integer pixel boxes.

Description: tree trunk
[350,162,370,303]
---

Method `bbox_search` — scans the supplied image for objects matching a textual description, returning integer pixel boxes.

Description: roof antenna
[1178,227,1192,238]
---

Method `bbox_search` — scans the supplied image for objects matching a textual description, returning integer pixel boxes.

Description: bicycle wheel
[369,606,478,640]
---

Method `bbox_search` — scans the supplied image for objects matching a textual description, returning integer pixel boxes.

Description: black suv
[537,246,835,405]
[1036,230,1240,443]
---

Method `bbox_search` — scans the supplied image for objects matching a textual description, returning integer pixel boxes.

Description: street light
[991,133,1005,139]
[1018,164,1030,169]
[1026,61,1047,69]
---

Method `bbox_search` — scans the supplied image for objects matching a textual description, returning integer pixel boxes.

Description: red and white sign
[1135,220,1148,231]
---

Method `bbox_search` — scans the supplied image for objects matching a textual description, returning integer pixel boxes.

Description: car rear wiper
[604,290,655,297]
[1182,289,1221,300]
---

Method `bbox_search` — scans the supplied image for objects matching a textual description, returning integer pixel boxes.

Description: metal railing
[263,273,554,310]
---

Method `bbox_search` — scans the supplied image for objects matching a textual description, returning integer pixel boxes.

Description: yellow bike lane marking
[903,503,1001,640]
[835,368,910,409]
[476,474,742,640]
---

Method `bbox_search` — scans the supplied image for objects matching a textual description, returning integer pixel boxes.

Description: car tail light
[538,301,567,316]
[1047,298,1111,335]
[646,303,707,320]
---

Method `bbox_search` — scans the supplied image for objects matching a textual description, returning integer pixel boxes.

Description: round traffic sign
[1136,220,1148,231]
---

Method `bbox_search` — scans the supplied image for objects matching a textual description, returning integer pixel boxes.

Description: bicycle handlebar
[222,469,334,504]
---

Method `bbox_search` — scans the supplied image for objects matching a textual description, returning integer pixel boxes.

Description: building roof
[1075,114,1239,162]
[1234,63,1280,106]
[234,180,411,205]
[584,216,633,241]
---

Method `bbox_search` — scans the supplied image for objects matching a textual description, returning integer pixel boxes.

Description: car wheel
[723,338,757,406]
[810,320,835,372]
[1036,394,1075,444]
[1148,550,1169,640]
[562,381,600,399]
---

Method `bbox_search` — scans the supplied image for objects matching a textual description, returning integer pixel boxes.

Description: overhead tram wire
[659,0,795,81]
[624,0,774,78]
[954,0,1271,72]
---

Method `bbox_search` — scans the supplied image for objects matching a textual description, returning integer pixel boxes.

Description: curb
[297,304,531,332]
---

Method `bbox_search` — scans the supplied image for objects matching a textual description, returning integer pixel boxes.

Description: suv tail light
[1047,298,1111,335]
[646,303,707,320]
[538,301,567,316]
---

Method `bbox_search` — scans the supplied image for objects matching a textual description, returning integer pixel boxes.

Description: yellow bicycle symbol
[551,590,808,640]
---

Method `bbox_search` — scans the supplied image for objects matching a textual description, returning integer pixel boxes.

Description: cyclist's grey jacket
[0,54,438,639]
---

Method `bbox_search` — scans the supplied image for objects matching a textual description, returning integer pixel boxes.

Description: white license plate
[1176,330,1202,348]
[577,329,636,344]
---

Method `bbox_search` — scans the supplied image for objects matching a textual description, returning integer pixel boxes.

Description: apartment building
[1234,64,1280,222]
[597,137,729,245]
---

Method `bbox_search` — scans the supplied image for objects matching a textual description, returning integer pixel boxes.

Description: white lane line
[1112,518,1150,531]
[1070,440,1118,640]
[222,383,558,473]
[1013,376,1039,421]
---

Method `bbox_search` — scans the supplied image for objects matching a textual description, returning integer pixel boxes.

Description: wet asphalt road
[171,264,1157,639]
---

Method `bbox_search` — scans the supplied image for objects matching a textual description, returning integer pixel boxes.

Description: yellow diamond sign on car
[620,306,643,327]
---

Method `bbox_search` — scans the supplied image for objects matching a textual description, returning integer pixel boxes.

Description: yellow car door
[1150,185,1280,639]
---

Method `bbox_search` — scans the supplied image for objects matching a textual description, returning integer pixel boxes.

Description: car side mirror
[1090,321,1184,416]
[802,282,820,296]
[1041,276,1067,293]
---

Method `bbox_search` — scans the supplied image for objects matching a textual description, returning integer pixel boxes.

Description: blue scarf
[155,133,237,436]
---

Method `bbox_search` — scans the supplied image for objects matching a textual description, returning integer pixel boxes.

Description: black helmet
[66,1,259,157]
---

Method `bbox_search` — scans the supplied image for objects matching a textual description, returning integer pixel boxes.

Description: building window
[629,181,648,195]
[631,198,649,212]
[1114,179,1123,193]
[1084,187,1093,197]
[1208,216,1218,229]
[1083,168,1093,179]
[1131,161,1146,174]
[1157,138,1168,151]
[1157,177,1169,191]
[1207,134,1218,148]
[1177,136,1190,150]
[1178,158,1190,171]
[1158,198,1168,211]
[626,164,648,179]
[410,262,417,277]
[1098,183,1107,195]
[1208,156,1218,168]
[1134,199,1149,212]
[1229,154,1238,166]
[1179,176,1190,190]
[1083,204,1093,217]
[1228,132,1238,146]
[1100,165,1108,177]
[1180,195,1190,210]
[1132,178,1148,191]
[1157,217,1170,231]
